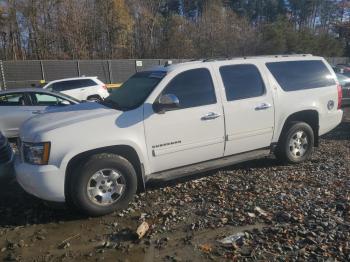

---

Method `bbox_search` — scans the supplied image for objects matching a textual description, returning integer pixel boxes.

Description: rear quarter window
[266,60,335,91]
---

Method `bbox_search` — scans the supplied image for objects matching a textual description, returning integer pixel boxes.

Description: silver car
[0,88,80,138]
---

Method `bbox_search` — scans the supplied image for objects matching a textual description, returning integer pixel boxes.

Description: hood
[21,102,119,141]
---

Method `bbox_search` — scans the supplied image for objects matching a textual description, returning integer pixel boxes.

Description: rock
[220,218,228,224]
[247,212,256,218]
[199,243,212,253]
[18,240,25,248]
[240,245,252,256]
[218,232,245,247]
[254,207,268,217]
[274,211,291,223]
[58,242,70,249]
[136,222,149,239]
[37,235,46,240]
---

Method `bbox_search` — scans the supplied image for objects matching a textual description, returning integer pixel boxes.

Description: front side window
[266,60,336,91]
[30,93,70,106]
[220,64,265,101]
[162,68,216,109]
[0,93,27,106]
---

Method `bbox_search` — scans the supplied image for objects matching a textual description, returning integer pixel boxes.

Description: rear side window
[163,68,216,109]
[220,64,265,101]
[266,60,335,91]
[51,79,97,91]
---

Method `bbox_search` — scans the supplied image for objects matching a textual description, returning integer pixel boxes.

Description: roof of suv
[155,54,322,73]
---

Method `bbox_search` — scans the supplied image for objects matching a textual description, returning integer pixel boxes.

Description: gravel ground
[0,107,349,262]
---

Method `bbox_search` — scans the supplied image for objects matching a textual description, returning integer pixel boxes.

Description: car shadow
[0,179,84,227]
[146,156,282,190]
[322,121,350,141]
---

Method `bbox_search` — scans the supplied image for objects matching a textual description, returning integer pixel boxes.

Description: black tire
[87,95,102,102]
[69,153,137,216]
[275,121,314,164]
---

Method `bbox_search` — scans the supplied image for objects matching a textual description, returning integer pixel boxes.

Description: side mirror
[59,100,71,106]
[153,94,180,113]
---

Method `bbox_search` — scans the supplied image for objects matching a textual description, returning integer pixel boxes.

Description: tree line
[0,0,349,60]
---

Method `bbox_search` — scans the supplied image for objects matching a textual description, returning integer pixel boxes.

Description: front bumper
[15,155,66,202]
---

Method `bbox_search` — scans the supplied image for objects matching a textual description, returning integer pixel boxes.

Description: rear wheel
[69,153,137,216]
[87,95,102,102]
[275,122,314,164]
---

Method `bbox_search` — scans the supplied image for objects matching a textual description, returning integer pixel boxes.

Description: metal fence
[0,59,188,90]
[0,57,348,90]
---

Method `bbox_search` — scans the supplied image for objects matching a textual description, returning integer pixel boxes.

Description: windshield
[103,71,166,110]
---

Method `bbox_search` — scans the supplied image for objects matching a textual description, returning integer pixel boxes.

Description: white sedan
[0,88,80,138]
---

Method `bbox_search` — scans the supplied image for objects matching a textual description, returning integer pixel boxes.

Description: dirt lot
[1,108,349,262]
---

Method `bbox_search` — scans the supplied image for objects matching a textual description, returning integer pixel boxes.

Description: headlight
[23,142,51,165]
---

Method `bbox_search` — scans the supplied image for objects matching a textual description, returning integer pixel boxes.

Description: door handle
[32,110,43,114]
[255,103,272,111]
[201,112,221,121]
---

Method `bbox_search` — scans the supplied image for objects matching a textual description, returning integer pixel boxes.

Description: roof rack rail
[200,54,313,63]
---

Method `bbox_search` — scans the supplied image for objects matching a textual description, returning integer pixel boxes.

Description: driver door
[144,67,225,173]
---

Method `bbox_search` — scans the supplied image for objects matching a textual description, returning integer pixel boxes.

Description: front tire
[275,122,314,164]
[69,153,137,216]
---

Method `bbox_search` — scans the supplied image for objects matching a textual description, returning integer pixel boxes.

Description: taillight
[102,84,107,90]
[337,83,342,109]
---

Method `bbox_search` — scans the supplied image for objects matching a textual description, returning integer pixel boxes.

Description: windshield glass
[104,71,166,110]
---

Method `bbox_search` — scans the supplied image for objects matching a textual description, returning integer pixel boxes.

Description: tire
[87,95,102,102]
[69,153,137,216]
[275,121,314,164]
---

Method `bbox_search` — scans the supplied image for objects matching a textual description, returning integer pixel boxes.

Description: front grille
[0,144,12,163]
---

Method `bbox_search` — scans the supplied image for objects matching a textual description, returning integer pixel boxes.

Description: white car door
[0,92,37,138]
[144,67,225,173]
[216,63,275,156]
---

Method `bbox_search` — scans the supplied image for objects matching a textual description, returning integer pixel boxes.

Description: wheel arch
[64,145,146,203]
[278,110,320,147]
[87,94,102,101]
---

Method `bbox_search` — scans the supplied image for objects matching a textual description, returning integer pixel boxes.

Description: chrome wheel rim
[289,131,309,158]
[87,169,126,206]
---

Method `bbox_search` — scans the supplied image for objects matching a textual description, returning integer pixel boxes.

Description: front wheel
[69,153,137,216]
[275,122,314,164]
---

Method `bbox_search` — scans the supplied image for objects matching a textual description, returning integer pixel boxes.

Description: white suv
[43,77,109,101]
[16,55,343,216]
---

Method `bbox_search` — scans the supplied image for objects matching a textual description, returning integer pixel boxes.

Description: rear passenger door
[217,64,275,156]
